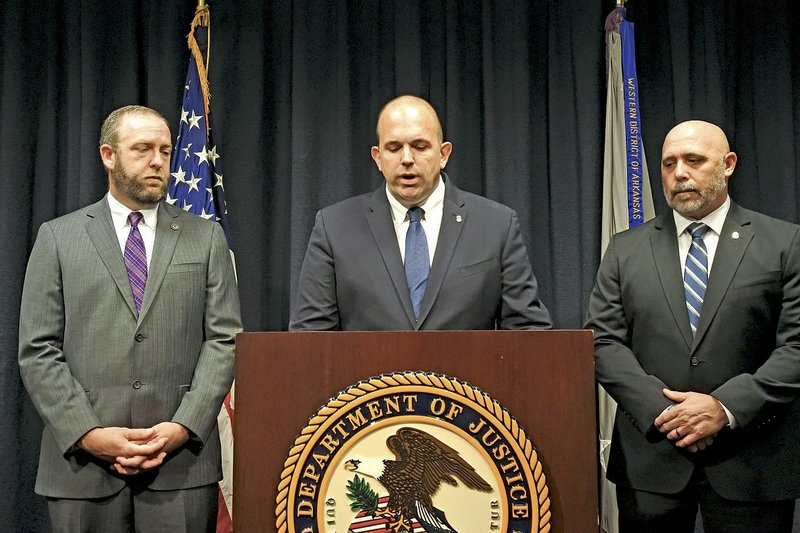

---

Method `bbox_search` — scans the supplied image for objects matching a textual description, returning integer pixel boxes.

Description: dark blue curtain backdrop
[1,1,798,530]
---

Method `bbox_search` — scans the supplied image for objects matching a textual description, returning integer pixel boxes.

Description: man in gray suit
[289,95,552,331]
[586,120,800,532]
[18,105,241,532]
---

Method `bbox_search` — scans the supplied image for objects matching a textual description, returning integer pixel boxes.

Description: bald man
[290,95,552,330]
[586,120,800,532]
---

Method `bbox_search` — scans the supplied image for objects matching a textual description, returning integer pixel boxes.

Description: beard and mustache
[110,157,168,206]
[664,163,727,217]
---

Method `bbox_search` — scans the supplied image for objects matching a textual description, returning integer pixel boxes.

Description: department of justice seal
[275,372,551,533]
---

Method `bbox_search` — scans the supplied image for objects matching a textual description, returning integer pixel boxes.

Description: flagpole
[171,3,236,529]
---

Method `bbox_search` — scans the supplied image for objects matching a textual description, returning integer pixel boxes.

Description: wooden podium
[234,330,597,532]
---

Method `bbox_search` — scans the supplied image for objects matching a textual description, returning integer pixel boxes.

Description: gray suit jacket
[289,174,552,330]
[18,197,241,498]
[586,201,800,500]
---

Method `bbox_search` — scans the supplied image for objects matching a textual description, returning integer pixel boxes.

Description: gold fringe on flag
[187,5,212,131]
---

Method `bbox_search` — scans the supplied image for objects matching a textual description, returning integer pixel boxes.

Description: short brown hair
[98,105,169,149]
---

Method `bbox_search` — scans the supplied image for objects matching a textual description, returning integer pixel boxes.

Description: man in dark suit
[18,105,241,532]
[289,95,552,331]
[586,120,800,532]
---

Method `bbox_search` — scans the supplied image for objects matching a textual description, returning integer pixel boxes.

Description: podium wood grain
[234,330,598,532]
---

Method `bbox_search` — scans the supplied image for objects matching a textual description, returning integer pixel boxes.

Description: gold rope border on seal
[275,372,552,533]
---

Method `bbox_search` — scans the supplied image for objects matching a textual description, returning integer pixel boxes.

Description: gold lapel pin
[171,223,180,231]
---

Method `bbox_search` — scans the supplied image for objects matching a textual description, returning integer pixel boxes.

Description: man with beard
[586,120,800,532]
[18,105,241,532]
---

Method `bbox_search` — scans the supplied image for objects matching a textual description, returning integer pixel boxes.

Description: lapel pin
[171,223,180,231]
[731,231,739,239]
[455,215,463,223]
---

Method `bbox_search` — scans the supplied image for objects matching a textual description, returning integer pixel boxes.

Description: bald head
[663,120,731,155]
[660,120,737,220]
[375,95,444,144]
[371,95,452,208]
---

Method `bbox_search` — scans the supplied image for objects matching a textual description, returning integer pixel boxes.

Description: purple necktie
[124,212,148,313]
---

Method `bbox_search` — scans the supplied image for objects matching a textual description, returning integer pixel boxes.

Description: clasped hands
[79,422,190,475]
[654,389,728,453]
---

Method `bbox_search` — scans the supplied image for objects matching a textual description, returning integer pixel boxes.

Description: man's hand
[79,427,167,474]
[654,389,728,453]
[113,422,190,473]
[80,423,190,475]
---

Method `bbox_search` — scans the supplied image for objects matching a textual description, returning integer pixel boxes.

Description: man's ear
[99,144,115,172]
[723,151,737,177]
[439,142,453,169]
[371,145,382,172]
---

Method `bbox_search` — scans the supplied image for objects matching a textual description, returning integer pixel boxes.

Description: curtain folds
[1,1,798,530]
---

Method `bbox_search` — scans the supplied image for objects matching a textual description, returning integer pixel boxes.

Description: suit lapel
[137,204,181,321]
[693,203,752,349]
[651,213,694,349]
[365,187,417,326]
[85,198,138,318]
[416,177,465,327]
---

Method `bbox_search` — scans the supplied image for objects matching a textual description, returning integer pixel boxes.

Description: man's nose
[401,145,413,165]
[151,151,165,168]
[674,160,688,179]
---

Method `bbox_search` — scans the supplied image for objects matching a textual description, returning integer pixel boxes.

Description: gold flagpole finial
[616,0,625,6]
[196,0,206,11]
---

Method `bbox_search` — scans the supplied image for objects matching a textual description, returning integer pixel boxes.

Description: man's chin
[138,190,167,205]
[672,201,706,218]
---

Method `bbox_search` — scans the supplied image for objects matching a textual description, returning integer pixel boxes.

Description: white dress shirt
[386,175,445,266]
[673,195,731,277]
[107,192,158,269]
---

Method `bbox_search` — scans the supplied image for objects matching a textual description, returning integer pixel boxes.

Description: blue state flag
[599,6,655,533]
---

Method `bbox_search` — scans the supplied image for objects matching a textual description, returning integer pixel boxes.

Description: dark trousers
[616,470,795,533]
[48,483,218,533]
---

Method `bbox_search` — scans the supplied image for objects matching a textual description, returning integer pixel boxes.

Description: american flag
[168,7,236,532]
[167,8,232,247]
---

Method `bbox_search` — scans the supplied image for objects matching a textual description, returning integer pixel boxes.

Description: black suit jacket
[586,201,800,500]
[289,174,552,330]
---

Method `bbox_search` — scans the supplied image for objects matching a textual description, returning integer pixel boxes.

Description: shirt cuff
[718,401,738,428]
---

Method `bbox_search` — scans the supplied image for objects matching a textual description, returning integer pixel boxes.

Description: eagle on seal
[344,427,492,533]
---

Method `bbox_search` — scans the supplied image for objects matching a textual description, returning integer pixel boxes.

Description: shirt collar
[386,173,446,222]
[107,192,159,230]
[673,195,730,237]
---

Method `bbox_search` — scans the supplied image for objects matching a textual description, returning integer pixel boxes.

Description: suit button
[690,356,700,366]
[132,380,142,389]
[135,333,144,342]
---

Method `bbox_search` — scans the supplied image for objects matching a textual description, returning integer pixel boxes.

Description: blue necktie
[405,207,429,319]
[684,222,709,336]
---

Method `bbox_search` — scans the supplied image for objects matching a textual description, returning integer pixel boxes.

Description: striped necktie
[684,222,709,336]
[404,207,429,319]
[124,211,148,313]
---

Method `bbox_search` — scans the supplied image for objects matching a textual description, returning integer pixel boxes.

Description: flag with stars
[168,7,236,532]
[168,8,232,249]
